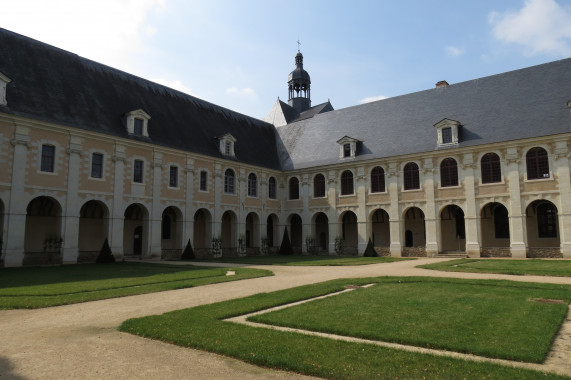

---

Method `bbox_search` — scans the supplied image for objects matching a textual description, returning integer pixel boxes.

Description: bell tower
[288,47,311,113]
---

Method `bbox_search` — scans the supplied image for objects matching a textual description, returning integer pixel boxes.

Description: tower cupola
[288,50,311,113]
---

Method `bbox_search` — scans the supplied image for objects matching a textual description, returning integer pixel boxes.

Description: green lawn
[120,277,571,379]
[194,255,412,266]
[419,259,571,277]
[0,262,272,309]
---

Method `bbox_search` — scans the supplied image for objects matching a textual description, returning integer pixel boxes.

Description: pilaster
[149,152,163,258]
[506,147,527,257]
[110,144,126,258]
[462,153,480,257]
[62,135,83,263]
[356,166,367,254]
[387,162,402,256]
[553,142,571,257]
[423,158,439,255]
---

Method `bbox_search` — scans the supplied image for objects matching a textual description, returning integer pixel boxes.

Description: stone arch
[161,206,183,256]
[526,200,560,257]
[123,203,149,256]
[193,208,212,254]
[339,210,358,254]
[24,196,63,265]
[440,204,466,252]
[402,207,425,256]
[480,202,510,256]
[370,208,390,253]
[245,212,260,250]
[312,212,329,252]
[78,200,110,262]
[266,213,279,249]
[287,213,303,252]
[221,210,237,252]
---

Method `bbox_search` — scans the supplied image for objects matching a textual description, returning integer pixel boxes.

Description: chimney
[435,80,449,88]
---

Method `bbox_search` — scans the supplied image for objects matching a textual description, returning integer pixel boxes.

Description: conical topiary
[181,239,195,260]
[363,238,378,257]
[279,227,293,255]
[96,238,115,263]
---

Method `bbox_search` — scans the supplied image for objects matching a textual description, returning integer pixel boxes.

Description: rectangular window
[134,118,144,135]
[199,170,208,191]
[40,145,55,172]
[91,153,103,178]
[169,166,178,188]
[225,141,231,155]
[343,144,351,157]
[133,160,144,183]
[442,127,452,144]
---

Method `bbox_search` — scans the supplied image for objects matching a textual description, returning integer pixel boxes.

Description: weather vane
[297,39,301,52]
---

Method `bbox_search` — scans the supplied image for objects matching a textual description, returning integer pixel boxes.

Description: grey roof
[277,58,571,170]
[0,28,283,170]
[292,101,334,122]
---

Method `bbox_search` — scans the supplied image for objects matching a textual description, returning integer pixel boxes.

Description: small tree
[180,239,195,260]
[334,236,344,255]
[279,227,293,255]
[363,238,377,257]
[96,238,115,263]
[305,236,317,255]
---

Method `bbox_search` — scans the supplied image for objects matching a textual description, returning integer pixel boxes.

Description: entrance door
[133,226,143,255]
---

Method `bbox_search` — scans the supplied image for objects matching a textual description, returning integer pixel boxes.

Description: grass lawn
[120,277,571,379]
[194,255,412,266]
[419,258,571,277]
[0,262,272,309]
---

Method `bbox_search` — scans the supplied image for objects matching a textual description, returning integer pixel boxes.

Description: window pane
[224,169,235,193]
[91,153,103,178]
[341,170,354,195]
[200,171,208,191]
[268,177,276,199]
[526,147,549,180]
[133,160,143,183]
[314,174,325,198]
[371,166,385,193]
[289,177,299,199]
[248,173,257,197]
[41,145,55,172]
[481,153,501,184]
[134,118,143,135]
[169,166,178,187]
[403,163,419,190]
[440,158,458,187]
[442,127,452,144]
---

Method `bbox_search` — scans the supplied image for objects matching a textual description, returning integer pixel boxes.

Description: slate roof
[0,28,282,170]
[277,58,571,170]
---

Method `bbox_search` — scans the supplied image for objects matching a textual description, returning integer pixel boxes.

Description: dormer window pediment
[125,109,151,137]
[219,133,237,157]
[337,136,360,159]
[0,72,12,106]
[434,118,460,147]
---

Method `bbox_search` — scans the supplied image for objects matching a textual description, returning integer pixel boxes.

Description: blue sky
[2,0,571,119]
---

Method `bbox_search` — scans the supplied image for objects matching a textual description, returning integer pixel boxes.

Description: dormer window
[219,133,237,157]
[0,72,11,106]
[434,119,460,146]
[125,109,151,137]
[337,136,360,159]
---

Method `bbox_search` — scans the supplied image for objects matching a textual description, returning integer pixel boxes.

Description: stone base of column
[510,243,527,258]
[62,247,78,264]
[466,243,481,258]
[390,243,402,257]
[3,250,24,267]
[426,242,439,257]
[560,243,571,258]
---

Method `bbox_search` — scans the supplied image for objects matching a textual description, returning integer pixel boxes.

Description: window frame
[370,166,386,193]
[40,144,56,173]
[403,162,420,190]
[440,158,459,187]
[526,147,550,180]
[169,165,179,188]
[268,176,277,199]
[340,170,354,196]
[481,153,502,184]
[199,170,208,192]
[247,173,257,197]
[313,174,326,198]
[537,203,557,238]
[289,177,300,200]
[90,152,104,179]
[224,168,235,194]
[133,159,144,183]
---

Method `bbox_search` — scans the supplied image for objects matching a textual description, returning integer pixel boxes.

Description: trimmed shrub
[363,238,377,257]
[181,239,195,260]
[279,227,293,255]
[96,238,115,263]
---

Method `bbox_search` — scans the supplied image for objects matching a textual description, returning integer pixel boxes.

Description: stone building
[0,28,570,266]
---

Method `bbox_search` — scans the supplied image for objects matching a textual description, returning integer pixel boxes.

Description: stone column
[423,158,439,256]
[387,162,402,256]
[212,164,222,240]
[506,147,526,257]
[301,174,311,253]
[327,170,338,254]
[61,135,83,264]
[110,145,126,258]
[4,126,30,267]
[553,142,571,257]
[462,153,480,257]
[183,157,195,247]
[356,166,367,255]
[149,152,163,258]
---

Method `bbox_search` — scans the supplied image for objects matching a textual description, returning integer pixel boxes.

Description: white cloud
[359,95,388,104]
[446,46,465,57]
[0,0,165,71]
[226,87,257,98]
[489,0,571,56]
[152,78,193,95]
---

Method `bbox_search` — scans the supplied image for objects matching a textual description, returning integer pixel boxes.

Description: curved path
[0,258,569,379]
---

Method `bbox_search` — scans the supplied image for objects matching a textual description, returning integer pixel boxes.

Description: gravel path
[0,258,569,379]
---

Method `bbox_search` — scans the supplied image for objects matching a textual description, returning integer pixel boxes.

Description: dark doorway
[133,226,143,255]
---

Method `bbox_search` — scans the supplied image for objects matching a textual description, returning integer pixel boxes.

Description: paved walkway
[0,258,569,379]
